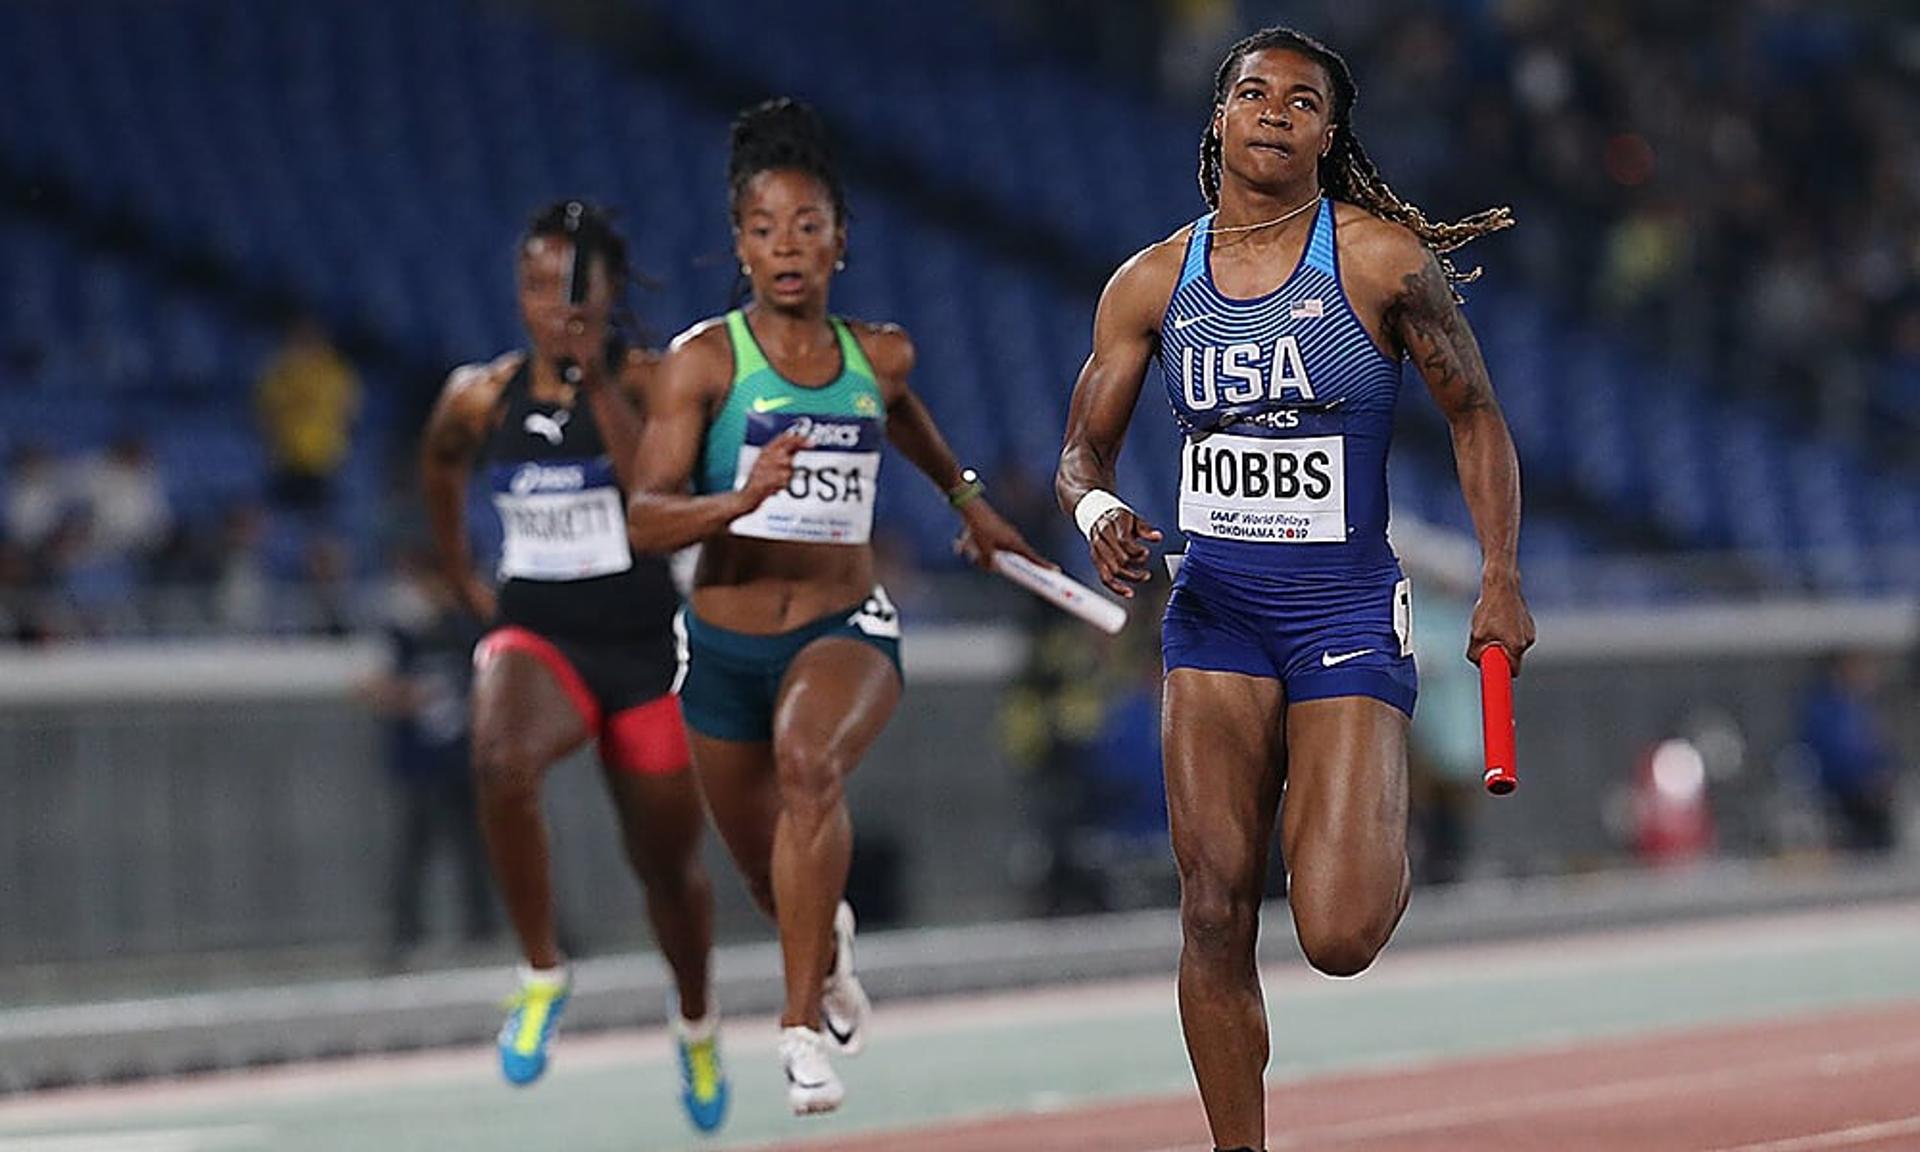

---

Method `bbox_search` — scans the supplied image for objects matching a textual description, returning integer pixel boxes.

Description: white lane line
[1709,1115,1920,1152]
[0,1125,271,1151]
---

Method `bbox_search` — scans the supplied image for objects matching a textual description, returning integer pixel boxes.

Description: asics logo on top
[1321,648,1374,668]
[752,395,796,413]
[524,410,570,445]
[508,462,588,496]
[788,416,863,448]
[1172,313,1217,331]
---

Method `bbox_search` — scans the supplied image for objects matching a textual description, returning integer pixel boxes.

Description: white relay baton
[991,552,1128,635]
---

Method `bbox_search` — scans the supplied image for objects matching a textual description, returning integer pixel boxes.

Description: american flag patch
[1290,298,1325,319]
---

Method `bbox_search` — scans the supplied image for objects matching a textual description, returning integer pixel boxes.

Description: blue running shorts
[1162,555,1417,717]
[676,586,904,742]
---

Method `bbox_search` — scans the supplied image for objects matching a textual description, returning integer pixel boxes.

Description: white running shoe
[779,1025,844,1115]
[820,900,871,1055]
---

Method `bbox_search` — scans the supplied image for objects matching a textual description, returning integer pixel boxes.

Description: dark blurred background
[0,0,1912,996]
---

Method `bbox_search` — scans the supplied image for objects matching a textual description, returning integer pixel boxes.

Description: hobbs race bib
[730,412,882,545]
[1178,432,1346,543]
[491,459,632,581]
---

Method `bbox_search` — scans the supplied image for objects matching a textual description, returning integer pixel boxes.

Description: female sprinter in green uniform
[626,99,1043,1115]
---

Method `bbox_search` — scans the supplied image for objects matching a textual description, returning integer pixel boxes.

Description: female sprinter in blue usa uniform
[1056,28,1536,1152]
[627,99,1042,1116]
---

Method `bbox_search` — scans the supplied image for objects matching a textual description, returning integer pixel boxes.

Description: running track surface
[2,904,1917,1152]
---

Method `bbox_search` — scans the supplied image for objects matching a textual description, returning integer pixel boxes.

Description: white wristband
[1073,489,1132,540]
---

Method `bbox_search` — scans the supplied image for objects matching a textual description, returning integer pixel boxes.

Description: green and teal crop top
[697,310,887,545]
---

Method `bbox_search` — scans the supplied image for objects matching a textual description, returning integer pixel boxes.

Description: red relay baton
[1479,646,1517,795]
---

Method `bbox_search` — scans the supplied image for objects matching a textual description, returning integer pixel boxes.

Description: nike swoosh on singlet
[752,395,796,413]
[1321,649,1374,667]
[1171,314,1216,331]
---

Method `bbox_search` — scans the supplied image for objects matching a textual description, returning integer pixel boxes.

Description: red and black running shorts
[474,626,690,775]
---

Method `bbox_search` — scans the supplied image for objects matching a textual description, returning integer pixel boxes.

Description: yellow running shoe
[498,964,570,1086]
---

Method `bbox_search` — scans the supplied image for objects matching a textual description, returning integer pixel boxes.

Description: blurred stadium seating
[0,0,1911,636]
[0,7,1913,1112]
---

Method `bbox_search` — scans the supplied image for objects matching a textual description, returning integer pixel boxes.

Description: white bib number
[494,487,633,580]
[1178,432,1346,543]
[729,413,881,545]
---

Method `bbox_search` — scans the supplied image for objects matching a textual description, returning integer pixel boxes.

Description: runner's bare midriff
[692,536,875,634]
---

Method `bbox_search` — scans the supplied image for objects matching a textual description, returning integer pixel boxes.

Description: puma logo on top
[524,410,570,445]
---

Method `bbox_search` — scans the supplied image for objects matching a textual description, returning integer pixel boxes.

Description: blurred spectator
[1628,732,1718,867]
[1003,620,1117,915]
[71,434,171,565]
[0,537,51,644]
[1798,652,1901,854]
[1083,657,1173,907]
[211,503,272,633]
[1289,0,1920,432]
[363,551,494,966]
[4,444,68,553]
[256,315,360,517]
[45,508,140,636]
[988,455,1068,572]
[1003,589,1175,915]
[300,533,358,637]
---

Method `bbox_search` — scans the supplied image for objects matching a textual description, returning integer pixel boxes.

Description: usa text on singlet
[1157,200,1403,570]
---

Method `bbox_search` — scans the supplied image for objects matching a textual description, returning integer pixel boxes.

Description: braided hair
[522,199,637,360]
[728,97,848,225]
[1198,27,1512,289]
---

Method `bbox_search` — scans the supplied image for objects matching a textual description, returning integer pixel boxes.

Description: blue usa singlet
[1160,199,1403,570]
[1158,201,1418,714]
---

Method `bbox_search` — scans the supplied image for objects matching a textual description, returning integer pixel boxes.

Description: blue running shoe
[674,1013,730,1133]
[498,965,570,1086]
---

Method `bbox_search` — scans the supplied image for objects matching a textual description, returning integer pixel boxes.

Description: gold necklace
[1206,193,1322,238]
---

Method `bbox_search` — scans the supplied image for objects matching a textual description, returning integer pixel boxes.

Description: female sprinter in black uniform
[421,201,728,1132]
[626,100,1044,1115]
[1057,29,1535,1152]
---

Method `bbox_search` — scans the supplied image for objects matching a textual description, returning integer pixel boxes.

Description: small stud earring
[740,263,751,276]
[834,259,846,271]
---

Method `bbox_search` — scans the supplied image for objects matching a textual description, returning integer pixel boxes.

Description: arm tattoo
[1389,258,1496,416]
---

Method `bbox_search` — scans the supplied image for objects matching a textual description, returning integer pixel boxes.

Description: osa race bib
[1178,432,1346,543]
[729,411,882,545]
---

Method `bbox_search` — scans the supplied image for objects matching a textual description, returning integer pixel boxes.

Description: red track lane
[757,1001,1920,1152]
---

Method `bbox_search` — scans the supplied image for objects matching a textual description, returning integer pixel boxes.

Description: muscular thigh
[772,638,901,776]
[1162,669,1286,890]
[471,646,594,770]
[601,759,707,869]
[1279,697,1408,901]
